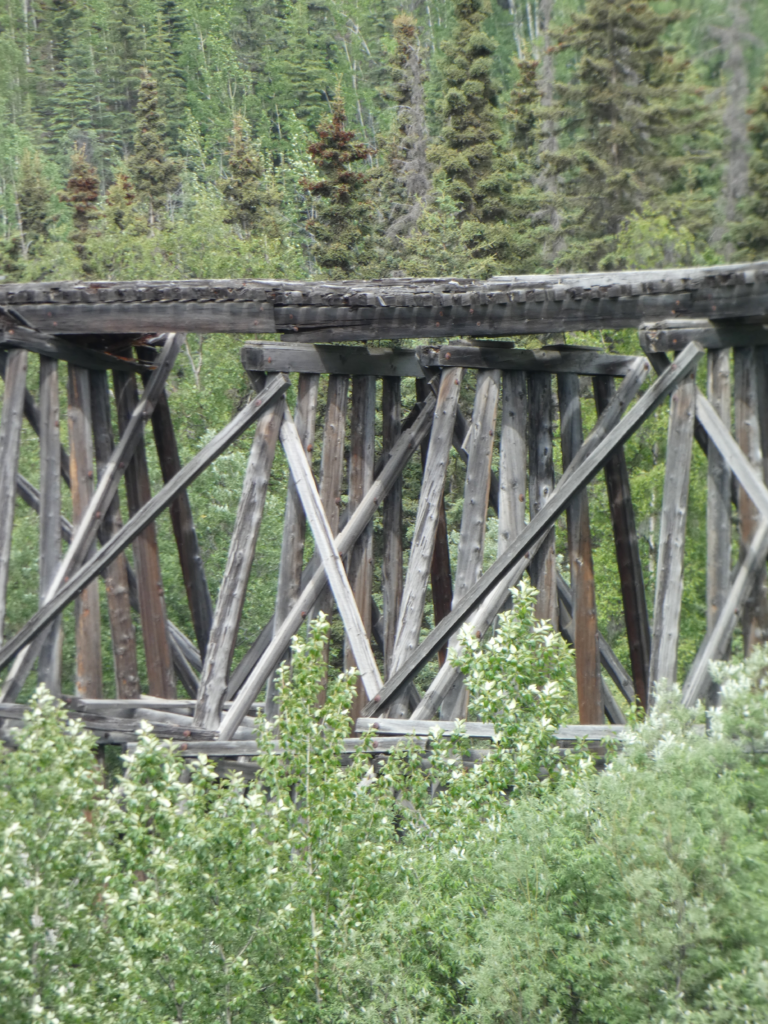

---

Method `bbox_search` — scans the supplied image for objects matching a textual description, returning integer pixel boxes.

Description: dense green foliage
[5,609,768,1021]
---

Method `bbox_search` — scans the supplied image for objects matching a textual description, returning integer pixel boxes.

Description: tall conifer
[128,69,180,231]
[16,151,55,258]
[734,59,768,260]
[60,145,100,273]
[220,115,276,236]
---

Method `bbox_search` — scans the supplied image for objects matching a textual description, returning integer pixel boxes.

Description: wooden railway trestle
[1,261,768,757]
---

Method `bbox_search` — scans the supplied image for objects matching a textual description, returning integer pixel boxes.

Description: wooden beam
[218,393,437,740]
[555,595,625,725]
[36,357,63,693]
[649,372,696,694]
[705,349,732,701]
[390,369,463,675]
[639,319,767,352]
[193,390,285,730]
[0,348,27,643]
[528,373,558,628]
[593,375,651,708]
[0,373,291,674]
[242,343,423,378]
[9,301,277,336]
[1,323,144,371]
[364,346,696,717]
[498,371,527,552]
[381,377,403,677]
[419,345,639,376]
[67,366,103,698]
[558,373,602,723]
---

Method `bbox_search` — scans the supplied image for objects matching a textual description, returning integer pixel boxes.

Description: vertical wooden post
[113,369,174,699]
[36,357,63,693]
[558,373,602,724]
[67,365,103,698]
[498,371,527,552]
[649,373,696,694]
[150,389,214,657]
[346,375,376,721]
[593,375,651,709]
[706,349,732,701]
[0,348,27,643]
[528,373,558,627]
[441,369,500,720]
[734,347,768,653]
[264,373,319,719]
[381,377,402,677]
[89,371,141,699]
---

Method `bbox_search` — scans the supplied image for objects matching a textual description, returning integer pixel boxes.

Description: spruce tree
[104,172,137,231]
[60,145,100,273]
[552,0,718,270]
[220,115,277,236]
[16,151,55,258]
[734,58,768,260]
[304,92,372,278]
[127,69,180,231]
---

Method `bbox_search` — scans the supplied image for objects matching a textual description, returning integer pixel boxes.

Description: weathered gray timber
[90,371,141,700]
[219,395,437,740]
[593,375,650,708]
[498,371,527,554]
[150,388,213,657]
[193,392,286,730]
[706,349,732,700]
[733,348,768,652]
[36,357,62,693]
[242,343,423,378]
[1,322,145,371]
[356,718,497,739]
[639,319,767,352]
[346,376,376,721]
[419,345,639,376]
[390,369,463,675]
[441,368,499,720]
[528,373,558,628]
[0,348,27,642]
[649,373,696,693]
[558,373,602,724]
[364,345,698,717]
[114,369,174,699]
[381,377,403,677]
[0,374,291,674]
[696,389,768,523]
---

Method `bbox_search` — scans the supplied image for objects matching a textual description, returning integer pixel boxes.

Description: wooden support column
[593,375,651,709]
[558,373,602,724]
[390,368,463,675]
[89,371,141,699]
[734,347,768,653]
[150,388,214,657]
[498,371,527,553]
[36,357,63,693]
[0,348,27,643]
[346,376,376,722]
[705,349,732,701]
[67,365,102,698]
[193,392,285,730]
[441,369,500,720]
[381,377,403,678]
[264,374,319,719]
[113,369,174,699]
[649,372,696,695]
[528,373,558,628]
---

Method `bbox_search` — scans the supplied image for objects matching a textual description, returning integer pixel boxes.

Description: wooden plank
[0,348,27,642]
[705,349,732,700]
[36,357,63,694]
[67,365,103,698]
[193,390,285,730]
[114,369,174,699]
[593,375,651,708]
[558,373,602,723]
[390,368,463,675]
[419,345,639,376]
[441,369,500,720]
[381,377,402,677]
[0,374,291,674]
[365,345,697,717]
[242,343,423,378]
[649,372,696,694]
[733,347,768,652]
[0,351,70,488]
[551,599,625,725]
[263,374,319,720]
[279,408,383,700]
[218,393,437,740]
[149,387,213,657]
[89,371,141,699]
[528,373,558,628]
[639,319,767,352]
[696,389,768,523]
[1,324,145,372]
[346,376,376,721]
[355,717,497,739]
[12,301,277,336]
[498,371,527,552]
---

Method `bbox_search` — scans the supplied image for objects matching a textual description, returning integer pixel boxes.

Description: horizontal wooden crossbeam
[639,319,768,352]
[241,343,424,377]
[419,345,640,376]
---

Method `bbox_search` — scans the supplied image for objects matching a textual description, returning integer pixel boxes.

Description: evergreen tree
[127,69,180,231]
[304,92,372,278]
[551,0,719,270]
[104,172,137,231]
[734,58,768,260]
[220,115,278,236]
[60,145,100,273]
[16,151,55,258]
